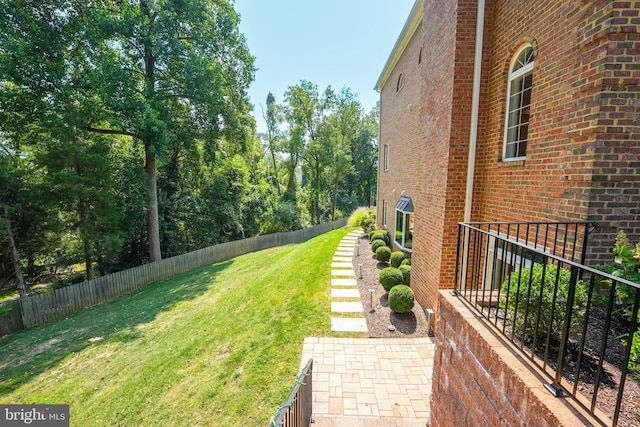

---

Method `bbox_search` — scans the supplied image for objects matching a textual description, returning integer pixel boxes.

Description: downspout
[459,0,485,292]
[463,0,485,222]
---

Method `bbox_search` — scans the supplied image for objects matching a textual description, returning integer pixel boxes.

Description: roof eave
[374,0,424,92]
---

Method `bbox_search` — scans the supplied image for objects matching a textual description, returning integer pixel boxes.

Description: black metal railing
[455,222,640,427]
[269,359,313,427]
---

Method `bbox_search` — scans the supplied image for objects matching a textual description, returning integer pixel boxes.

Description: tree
[81,0,255,262]
[348,106,379,207]
[326,87,361,220]
[262,92,282,196]
[284,81,334,224]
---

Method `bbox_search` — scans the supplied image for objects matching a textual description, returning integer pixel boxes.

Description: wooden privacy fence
[0,219,348,335]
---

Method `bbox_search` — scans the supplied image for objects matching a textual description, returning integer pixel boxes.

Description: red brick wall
[377,0,640,311]
[575,1,640,261]
[430,291,601,427]
[406,0,460,311]
[474,0,640,265]
[376,14,428,303]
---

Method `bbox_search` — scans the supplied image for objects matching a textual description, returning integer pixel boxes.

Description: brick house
[375,0,640,312]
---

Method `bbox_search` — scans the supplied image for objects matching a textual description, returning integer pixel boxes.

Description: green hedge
[389,285,415,313]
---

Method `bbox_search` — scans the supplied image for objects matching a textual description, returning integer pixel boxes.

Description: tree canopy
[0,1,378,294]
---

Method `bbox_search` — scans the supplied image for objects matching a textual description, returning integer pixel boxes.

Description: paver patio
[314,229,434,426]
[300,337,434,426]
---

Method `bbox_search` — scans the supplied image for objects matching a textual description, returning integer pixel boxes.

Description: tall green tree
[284,81,334,224]
[326,87,361,220]
[348,106,379,207]
[262,92,282,196]
[81,0,255,262]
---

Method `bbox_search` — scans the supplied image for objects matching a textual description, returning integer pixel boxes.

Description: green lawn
[0,227,357,426]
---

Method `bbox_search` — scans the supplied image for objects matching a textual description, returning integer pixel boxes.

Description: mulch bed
[350,233,431,338]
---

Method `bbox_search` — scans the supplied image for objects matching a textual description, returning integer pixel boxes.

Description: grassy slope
[0,228,353,426]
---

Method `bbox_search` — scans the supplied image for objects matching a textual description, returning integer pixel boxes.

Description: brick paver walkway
[300,337,435,426]
[296,229,435,426]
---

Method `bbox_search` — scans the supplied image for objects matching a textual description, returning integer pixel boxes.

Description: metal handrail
[455,222,639,427]
[269,359,313,427]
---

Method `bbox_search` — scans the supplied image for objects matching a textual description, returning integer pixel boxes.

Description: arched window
[503,45,534,160]
[396,73,405,92]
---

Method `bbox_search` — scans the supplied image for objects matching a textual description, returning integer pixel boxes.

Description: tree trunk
[73,135,93,281]
[270,146,280,196]
[145,147,162,262]
[332,161,340,221]
[83,236,93,281]
[315,162,320,225]
[142,15,162,263]
[3,205,27,298]
[96,238,106,276]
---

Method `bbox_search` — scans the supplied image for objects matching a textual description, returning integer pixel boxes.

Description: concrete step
[331,301,363,313]
[330,317,368,332]
[331,269,355,277]
[331,278,358,287]
[331,288,360,298]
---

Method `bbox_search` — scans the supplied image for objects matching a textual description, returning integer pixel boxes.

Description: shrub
[379,267,404,292]
[399,265,411,285]
[348,207,376,232]
[597,230,640,379]
[499,263,587,340]
[389,285,415,313]
[371,231,390,246]
[375,246,391,264]
[371,239,387,253]
[390,251,406,268]
[401,258,411,266]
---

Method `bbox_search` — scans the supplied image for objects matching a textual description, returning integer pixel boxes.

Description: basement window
[394,196,414,251]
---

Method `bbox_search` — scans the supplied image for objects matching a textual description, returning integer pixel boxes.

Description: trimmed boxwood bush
[499,264,587,339]
[371,231,390,246]
[390,251,406,268]
[389,285,415,313]
[379,267,404,292]
[401,257,411,266]
[399,265,411,285]
[371,239,387,253]
[375,246,392,263]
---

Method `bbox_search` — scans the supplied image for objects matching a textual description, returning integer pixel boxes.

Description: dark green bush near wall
[371,239,387,253]
[379,267,404,292]
[375,246,392,263]
[371,231,390,246]
[500,263,587,340]
[390,251,406,268]
[399,265,411,285]
[389,285,415,313]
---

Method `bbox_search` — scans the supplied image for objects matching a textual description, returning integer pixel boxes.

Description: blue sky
[233,0,416,133]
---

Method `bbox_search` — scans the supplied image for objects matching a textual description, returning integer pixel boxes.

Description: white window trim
[382,200,388,227]
[394,209,413,252]
[383,144,389,171]
[502,44,534,162]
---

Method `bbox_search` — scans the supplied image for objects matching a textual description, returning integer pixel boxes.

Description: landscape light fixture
[358,263,363,279]
[369,289,375,312]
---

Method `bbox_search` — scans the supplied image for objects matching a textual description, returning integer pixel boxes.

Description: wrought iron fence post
[546,265,579,397]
